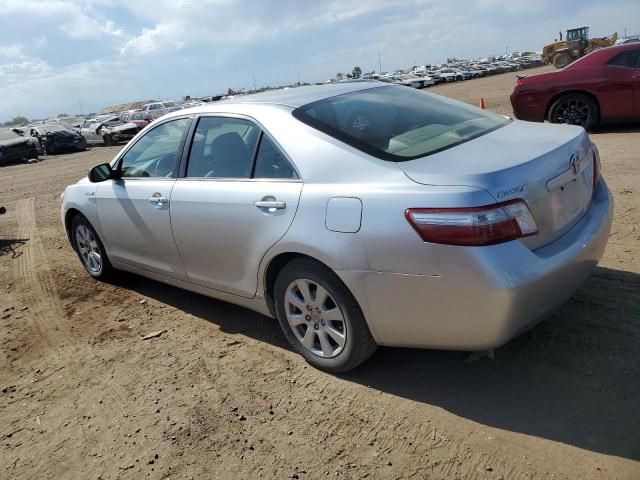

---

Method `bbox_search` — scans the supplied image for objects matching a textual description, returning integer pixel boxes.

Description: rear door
[95,117,192,278]
[170,115,302,298]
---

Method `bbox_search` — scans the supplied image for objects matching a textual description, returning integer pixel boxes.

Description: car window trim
[178,113,302,182]
[606,50,640,68]
[111,115,194,179]
[249,131,264,178]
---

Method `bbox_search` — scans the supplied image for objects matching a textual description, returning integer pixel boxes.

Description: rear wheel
[548,93,598,130]
[274,258,377,373]
[552,52,572,69]
[71,214,115,280]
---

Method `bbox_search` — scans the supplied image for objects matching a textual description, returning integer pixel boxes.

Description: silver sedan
[61,82,613,372]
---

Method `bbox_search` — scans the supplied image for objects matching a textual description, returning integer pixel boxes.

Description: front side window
[119,118,190,178]
[186,117,259,178]
[607,50,640,68]
[293,85,510,161]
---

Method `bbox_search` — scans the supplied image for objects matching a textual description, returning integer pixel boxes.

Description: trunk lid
[398,120,595,250]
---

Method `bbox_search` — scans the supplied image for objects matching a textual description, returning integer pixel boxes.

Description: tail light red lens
[592,144,601,188]
[405,199,538,246]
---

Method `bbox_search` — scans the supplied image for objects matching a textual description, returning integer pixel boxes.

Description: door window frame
[605,49,640,69]
[110,115,194,181]
[177,113,302,182]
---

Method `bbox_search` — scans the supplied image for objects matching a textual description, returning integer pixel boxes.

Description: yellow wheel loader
[541,27,617,69]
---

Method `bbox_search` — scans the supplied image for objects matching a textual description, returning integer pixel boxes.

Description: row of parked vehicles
[0,98,222,166]
[366,54,544,89]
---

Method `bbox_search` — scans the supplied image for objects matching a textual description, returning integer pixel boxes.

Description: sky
[0,0,638,121]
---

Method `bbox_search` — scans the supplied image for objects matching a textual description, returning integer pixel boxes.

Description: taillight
[405,199,538,246]
[592,144,601,188]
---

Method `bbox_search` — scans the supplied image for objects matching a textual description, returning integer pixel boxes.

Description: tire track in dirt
[13,197,68,347]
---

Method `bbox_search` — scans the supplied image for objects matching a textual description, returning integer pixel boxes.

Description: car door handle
[254,200,286,210]
[148,194,168,205]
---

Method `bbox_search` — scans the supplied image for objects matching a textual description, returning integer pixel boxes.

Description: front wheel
[274,258,377,373]
[552,52,572,69]
[71,214,115,280]
[548,93,598,130]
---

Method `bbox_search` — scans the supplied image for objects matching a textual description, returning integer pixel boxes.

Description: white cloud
[119,23,185,55]
[0,0,123,40]
[61,17,123,40]
[0,44,25,59]
[0,59,50,78]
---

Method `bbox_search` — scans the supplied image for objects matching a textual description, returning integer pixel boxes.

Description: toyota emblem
[569,153,580,176]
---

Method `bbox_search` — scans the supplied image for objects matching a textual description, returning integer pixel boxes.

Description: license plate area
[548,164,593,230]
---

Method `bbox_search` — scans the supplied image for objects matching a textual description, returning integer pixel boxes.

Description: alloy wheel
[284,279,347,358]
[552,98,591,126]
[75,224,102,273]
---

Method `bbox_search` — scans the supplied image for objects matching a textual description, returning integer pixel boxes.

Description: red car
[510,43,640,129]
[127,111,153,130]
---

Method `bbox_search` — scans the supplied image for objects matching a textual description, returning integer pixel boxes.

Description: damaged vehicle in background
[0,129,38,165]
[24,124,88,155]
[127,111,153,130]
[141,101,182,120]
[80,116,140,146]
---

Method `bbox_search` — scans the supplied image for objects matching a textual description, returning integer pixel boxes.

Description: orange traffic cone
[479,98,486,109]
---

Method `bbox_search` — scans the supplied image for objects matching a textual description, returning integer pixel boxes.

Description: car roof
[218,80,384,108]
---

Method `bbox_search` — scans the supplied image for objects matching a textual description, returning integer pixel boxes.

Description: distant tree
[352,66,362,78]
[336,72,344,81]
[347,73,353,79]
[2,116,29,127]
[57,113,69,118]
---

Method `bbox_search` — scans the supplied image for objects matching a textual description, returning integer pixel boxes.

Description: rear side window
[187,117,259,178]
[293,85,510,161]
[607,50,640,68]
[253,135,299,179]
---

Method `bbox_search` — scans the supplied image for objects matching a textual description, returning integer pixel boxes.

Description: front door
[96,117,192,279]
[602,48,640,119]
[170,116,302,297]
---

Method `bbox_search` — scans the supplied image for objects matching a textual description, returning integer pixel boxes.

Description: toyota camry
[61,82,613,372]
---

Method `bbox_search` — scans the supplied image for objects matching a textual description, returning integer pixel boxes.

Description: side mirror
[88,163,116,183]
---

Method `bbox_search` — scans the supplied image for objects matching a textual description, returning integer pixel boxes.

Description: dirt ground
[1,66,639,480]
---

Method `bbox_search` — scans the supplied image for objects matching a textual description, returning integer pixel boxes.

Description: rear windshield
[293,85,510,161]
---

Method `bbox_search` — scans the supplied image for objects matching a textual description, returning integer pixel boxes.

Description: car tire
[548,93,598,130]
[274,258,377,373]
[70,214,115,281]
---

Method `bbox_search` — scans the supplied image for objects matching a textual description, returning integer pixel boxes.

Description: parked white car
[141,101,182,119]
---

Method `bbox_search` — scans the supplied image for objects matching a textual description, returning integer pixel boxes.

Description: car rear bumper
[337,179,613,350]
[510,91,547,122]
